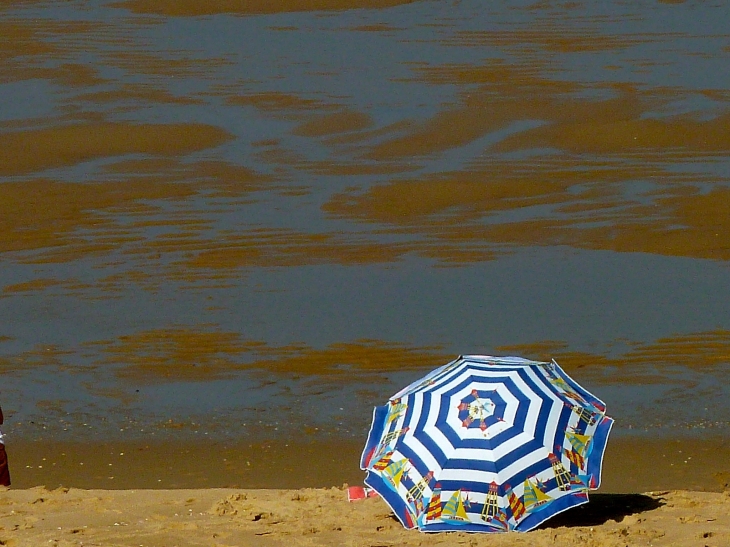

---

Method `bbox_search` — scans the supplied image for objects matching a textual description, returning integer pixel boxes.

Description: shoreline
[8,435,730,492]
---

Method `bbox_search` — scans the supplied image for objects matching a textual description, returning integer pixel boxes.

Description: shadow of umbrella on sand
[539,493,664,528]
[360,355,613,532]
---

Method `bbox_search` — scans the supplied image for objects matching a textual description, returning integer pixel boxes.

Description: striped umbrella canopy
[360,355,613,532]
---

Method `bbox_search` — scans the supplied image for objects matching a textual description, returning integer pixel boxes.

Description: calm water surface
[2,0,730,445]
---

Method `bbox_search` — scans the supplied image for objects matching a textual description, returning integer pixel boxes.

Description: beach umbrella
[360,355,613,532]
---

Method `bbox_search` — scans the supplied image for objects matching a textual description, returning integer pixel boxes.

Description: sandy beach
[1,485,728,547]
[1,436,729,546]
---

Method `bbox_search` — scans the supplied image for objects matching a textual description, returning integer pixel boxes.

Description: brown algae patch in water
[1,175,407,280]
[0,61,109,90]
[474,185,730,262]
[323,158,656,228]
[589,187,730,260]
[0,19,115,84]
[1,16,227,88]
[0,344,73,372]
[67,327,730,384]
[180,228,413,270]
[242,339,449,375]
[364,56,727,164]
[245,105,416,175]
[0,156,275,267]
[74,84,209,107]
[365,61,580,160]
[493,112,730,157]
[50,62,108,88]
[0,178,197,259]
[2,278,64,294]
[324,148,730,263]
[618,331,730,371]
[497,330,730,375]
[87,329,448,382]
[0,123,233,177]
[322,166,577,225]
[101,158,274,198]
[451,27,675,53]
[115,0,420,16]
[224,91,420,173]
[364,61,642,160]
[0,20,66,59]
[87,328,261,382]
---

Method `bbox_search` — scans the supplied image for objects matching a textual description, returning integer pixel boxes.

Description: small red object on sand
[347,486,378,502]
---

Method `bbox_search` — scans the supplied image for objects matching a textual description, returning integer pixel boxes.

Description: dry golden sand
[0,486,728,547]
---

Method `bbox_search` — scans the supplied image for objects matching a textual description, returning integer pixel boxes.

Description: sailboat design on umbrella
[441,490,469,522]
[382,458,408,490]
[523,478,553,512]
[566,430,591,457]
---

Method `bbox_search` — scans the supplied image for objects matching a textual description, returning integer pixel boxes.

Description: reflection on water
[1,0,729,445]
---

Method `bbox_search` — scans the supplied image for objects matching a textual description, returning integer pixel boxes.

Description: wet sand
[9,436,730,493]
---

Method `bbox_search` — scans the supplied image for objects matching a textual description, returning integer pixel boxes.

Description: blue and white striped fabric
[360,355,613,533]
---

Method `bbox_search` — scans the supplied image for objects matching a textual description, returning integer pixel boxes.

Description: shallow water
[1,0,730,449]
